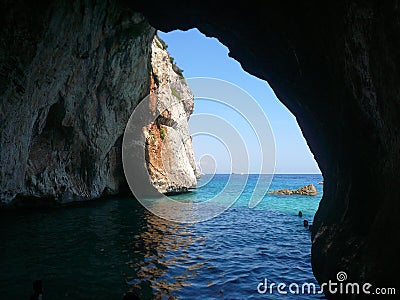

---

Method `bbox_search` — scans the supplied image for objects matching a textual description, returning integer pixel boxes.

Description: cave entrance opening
[158,28,322,185]
[156,27,325,295]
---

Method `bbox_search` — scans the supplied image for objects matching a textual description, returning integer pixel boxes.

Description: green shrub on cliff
[160,128,166,140]
[170,87,182,100]
[156,35,168,50]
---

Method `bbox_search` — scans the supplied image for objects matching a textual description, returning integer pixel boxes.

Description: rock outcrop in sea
[268,184,318,196]
[0,1,197,205]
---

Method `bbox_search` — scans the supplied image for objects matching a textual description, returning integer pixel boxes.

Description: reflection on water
[125,211,206,299]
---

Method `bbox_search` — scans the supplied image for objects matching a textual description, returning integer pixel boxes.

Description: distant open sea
[0,174,325,299]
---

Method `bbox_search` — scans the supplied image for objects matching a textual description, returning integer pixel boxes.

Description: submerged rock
[268,184,318,196]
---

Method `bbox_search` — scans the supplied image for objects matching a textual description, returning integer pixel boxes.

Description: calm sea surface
[0,174,325,299]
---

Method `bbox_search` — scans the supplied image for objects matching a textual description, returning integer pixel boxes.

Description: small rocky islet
[268,184,318,196]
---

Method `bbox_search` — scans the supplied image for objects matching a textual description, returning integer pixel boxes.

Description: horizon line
[201,173,323,175]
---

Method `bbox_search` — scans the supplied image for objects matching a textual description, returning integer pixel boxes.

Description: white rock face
[0,1,198,205]
[144,36,199,194]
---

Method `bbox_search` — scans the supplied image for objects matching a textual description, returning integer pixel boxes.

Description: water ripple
[0,174,325,299]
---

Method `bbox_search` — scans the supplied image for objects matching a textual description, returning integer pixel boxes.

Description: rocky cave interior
[1,0,399,297]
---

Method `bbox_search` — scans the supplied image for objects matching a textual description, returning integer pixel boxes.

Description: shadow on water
[0,198,203,299]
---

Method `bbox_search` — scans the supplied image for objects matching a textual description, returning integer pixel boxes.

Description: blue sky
[159,29,321,174]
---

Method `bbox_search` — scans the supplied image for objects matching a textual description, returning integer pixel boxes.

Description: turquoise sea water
[0,174,324,299]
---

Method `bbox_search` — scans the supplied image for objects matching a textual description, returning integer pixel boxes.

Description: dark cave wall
[0,0,399,296]
[0,0,154,204]
[133,0,400,294]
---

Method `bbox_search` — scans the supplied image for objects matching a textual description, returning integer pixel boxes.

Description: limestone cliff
[144,36,198,194]
[0,0,197,205]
